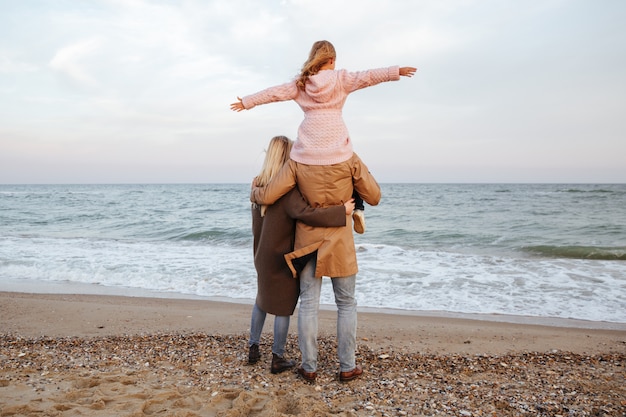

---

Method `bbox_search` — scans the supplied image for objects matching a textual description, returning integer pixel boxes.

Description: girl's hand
[399,67,417,77]
[344,198,355,215]
[230,97,245,112]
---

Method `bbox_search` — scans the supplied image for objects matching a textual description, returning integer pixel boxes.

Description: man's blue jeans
[249,302,290,356]
[298,254,357,373]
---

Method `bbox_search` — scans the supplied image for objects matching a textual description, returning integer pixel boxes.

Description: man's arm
[250,159,297,205]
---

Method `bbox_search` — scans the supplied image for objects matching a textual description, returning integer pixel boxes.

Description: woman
[249,135,355,374]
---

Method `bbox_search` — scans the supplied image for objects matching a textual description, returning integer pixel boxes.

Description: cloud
[49,37,104,89]
[1,0,625,183]
[0,54,38,73]
[230,10,287,42]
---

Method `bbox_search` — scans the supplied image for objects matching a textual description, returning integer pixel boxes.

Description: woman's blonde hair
[296,40,336,90]
[256,135,293,187]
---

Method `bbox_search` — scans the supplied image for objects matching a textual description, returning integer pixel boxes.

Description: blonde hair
[296,40,336,90]
[256,135,293,187]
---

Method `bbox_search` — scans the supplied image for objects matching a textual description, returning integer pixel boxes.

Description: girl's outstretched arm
[400,67,417,77]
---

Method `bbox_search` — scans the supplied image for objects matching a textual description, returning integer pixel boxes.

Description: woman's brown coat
[251,153,381,278]
[252,187,346,316]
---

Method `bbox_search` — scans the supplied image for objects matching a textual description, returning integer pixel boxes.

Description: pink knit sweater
[241,66,400,165]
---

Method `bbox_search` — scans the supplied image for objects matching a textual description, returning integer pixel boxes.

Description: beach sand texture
[1,292,625,416]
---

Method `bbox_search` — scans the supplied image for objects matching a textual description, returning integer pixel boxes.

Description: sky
[1,0,625,184]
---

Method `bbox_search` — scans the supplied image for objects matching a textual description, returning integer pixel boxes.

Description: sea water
[1,183,625,324]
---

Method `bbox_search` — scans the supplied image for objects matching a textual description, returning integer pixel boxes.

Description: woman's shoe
[270,353,295,374]
[248,344,260,364]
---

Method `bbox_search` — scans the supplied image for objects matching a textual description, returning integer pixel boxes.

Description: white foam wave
[1,238,625,323]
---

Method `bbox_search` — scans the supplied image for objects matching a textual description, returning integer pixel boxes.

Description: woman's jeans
[249,302,290,357]
[298,254,357,373]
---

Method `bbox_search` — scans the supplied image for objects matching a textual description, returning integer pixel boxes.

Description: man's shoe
[352,209,365,234]
[270,353,295,374]
[339,365,363,382]
[297,367,317,383]
[248,344,260,364]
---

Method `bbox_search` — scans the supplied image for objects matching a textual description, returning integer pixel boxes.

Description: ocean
[1,183,625,325]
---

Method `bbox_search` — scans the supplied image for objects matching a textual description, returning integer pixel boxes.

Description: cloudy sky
[1,0,625,184]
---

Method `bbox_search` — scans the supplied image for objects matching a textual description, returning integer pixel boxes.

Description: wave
[562,188,621,194]
[523,245,626,261]
[172,229,251,245]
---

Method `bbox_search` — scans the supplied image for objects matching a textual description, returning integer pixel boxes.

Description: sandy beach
[1,291,625,416]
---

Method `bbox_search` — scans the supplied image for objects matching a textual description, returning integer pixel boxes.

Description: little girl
[231,40,416,233]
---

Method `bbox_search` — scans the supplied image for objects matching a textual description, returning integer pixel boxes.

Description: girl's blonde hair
[296,40,336,90]
[256,135,293,187]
